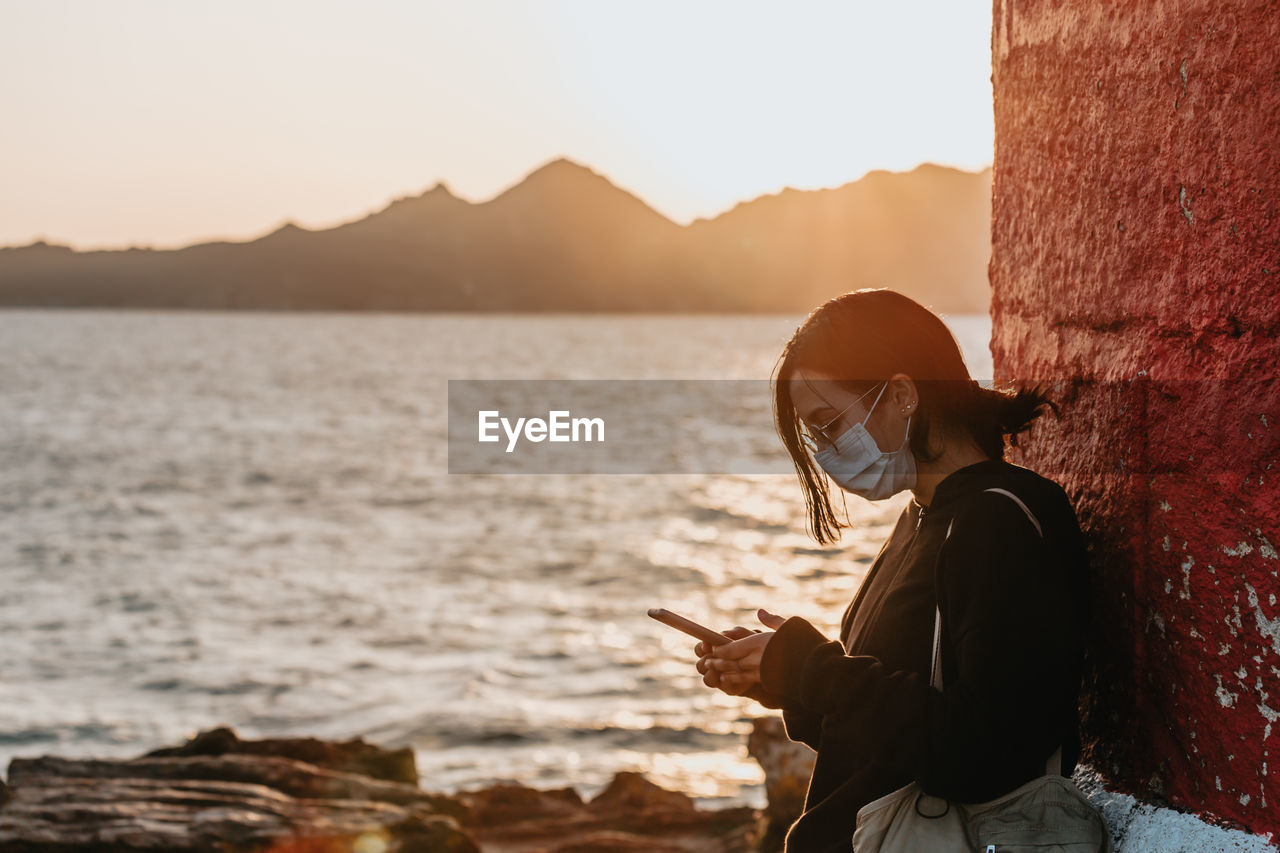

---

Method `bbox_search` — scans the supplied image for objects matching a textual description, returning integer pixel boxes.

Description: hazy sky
[0,1,994,250]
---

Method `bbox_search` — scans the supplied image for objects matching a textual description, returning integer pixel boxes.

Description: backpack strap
[931,487,1063,776]
[982,487,1043,536]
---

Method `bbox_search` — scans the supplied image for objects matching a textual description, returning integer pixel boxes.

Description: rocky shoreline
[0,721,814,853]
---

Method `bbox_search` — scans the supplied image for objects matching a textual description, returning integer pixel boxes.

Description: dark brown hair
[772,289,1057,544]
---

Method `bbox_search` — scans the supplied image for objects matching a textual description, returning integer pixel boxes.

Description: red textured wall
[989,0,1280,836]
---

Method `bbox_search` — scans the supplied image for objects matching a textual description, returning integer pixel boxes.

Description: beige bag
[851,488,1113,853]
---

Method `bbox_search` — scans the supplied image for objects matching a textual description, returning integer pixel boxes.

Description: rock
[466,782,584,826]
[0,776,478,852]
[8,754,431,808]
[0,729,477,852]
[458,773,757,853]
[544,831,690,852]
[587,771,695,815]
[146,725,418,785]
[747,717,815,852]
[0,727,771,852]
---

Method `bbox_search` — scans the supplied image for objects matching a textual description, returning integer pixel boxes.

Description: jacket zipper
[848,500,928,654]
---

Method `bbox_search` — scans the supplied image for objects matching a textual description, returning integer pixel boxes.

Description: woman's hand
[694,609,786,698]
[694,625,758,694]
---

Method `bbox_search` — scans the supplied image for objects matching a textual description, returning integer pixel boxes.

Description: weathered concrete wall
[989,0,1280,839]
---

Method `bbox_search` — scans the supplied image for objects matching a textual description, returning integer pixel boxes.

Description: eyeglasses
[800,381,886,452]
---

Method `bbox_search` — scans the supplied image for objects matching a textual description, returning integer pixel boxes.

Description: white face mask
[811,382,917,500]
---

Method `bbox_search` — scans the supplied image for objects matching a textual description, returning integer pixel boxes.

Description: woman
[696,289,1093,853]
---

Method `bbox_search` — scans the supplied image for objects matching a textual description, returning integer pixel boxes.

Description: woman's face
[789,368,915,454]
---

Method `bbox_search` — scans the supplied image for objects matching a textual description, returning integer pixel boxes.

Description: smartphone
[647,608,732,646]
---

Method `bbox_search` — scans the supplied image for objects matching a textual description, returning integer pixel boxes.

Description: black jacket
[757,459,1092,853]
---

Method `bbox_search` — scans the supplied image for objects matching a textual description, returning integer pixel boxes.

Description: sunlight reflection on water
[0,309,990,805]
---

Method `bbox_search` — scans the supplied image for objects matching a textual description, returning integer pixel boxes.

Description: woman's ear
[886,373,917,418]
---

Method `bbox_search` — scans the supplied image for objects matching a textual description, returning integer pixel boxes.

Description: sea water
[0,309,992,805]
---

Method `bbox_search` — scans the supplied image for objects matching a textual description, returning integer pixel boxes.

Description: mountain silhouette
[0,159,992,313]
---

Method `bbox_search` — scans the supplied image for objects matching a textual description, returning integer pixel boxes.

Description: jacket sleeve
[780,704,823,751]
[757,491,1082,801]
[738,686,822,750]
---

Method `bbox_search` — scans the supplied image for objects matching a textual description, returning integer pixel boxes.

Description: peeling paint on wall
[1244,584,1280,656]
[1216,674,1240,708]
[990,0,1280,837]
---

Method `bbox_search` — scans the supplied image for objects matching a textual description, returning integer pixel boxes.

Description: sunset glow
[0,0,994,250]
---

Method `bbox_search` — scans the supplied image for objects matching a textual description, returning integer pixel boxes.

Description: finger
[710,636,765,661]
[707,645,745,662]
[757,609,786,630]
[693,641,706,658]
[696,657,709,675]
[702,669,721,689]
[714,672,740,695]
[721,672,759,693]
[721,674,759,696]
[710,657,752,673]
[714,650,765,672]
[722,627,754,640]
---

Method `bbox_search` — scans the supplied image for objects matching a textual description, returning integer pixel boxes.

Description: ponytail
[961,382,1060,460]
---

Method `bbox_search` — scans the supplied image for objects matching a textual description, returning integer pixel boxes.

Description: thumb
[757,608,786,630]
